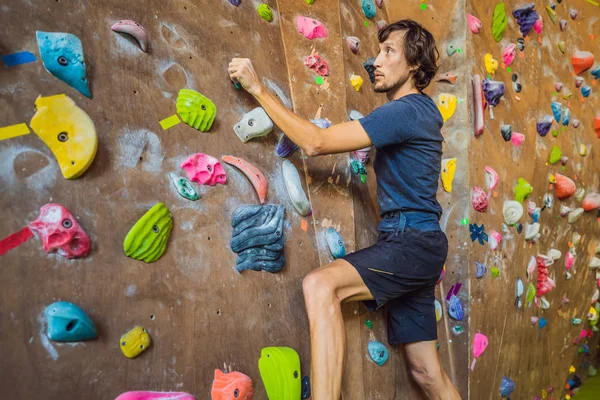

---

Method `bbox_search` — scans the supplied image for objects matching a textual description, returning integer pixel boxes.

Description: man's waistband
[379,210,440,233]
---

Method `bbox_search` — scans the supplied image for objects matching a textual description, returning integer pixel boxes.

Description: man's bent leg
[404,340,461,400]
[302,259,374,400]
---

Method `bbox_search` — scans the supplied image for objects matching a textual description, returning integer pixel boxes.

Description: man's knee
[302,269,336,305]
[410,364,443,389]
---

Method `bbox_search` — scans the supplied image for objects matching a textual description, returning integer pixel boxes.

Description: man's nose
[373,52,384,68]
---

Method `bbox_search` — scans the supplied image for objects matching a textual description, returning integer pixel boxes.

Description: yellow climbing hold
[569,365,576,373]
[350,74,364,92]
[578,144,588,156]
[484,53,498,75]
[120,326,151,358]
[546,5,557,24]
[437,93,457,122]
[440,158,457,192]
[549,174,556,184]
[29,94,97,180]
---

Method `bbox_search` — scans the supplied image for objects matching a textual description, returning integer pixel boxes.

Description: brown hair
[378,20,439,91]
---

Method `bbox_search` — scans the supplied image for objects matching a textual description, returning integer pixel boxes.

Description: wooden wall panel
[467,1,600,398]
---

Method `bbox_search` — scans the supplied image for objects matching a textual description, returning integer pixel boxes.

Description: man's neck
[386,82,420,101]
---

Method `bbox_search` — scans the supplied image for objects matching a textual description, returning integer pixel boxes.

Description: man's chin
[373,83,389,93]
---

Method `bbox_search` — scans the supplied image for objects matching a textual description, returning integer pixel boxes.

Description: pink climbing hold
[583,193,600,211]
[181,153,227,186]
[565,252,574,271]
[471,332,488,370]
[115,392,195,400]
[296,16,328,40]
[467,14,482,34]
[28,204,91,259]
[472,75,484,136]
[533,16,543,34]
[303,53,329,76]
[511,132,525,146]
[471,186,489,212]
[502,44,516,67]
[489,230,502,251]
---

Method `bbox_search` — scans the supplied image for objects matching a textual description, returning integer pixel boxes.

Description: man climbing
[229,19,460,400]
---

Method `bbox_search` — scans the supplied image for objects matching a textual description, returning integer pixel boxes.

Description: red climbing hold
[594,115,600,138]
[583,193,600,212]
[555,173,576,200]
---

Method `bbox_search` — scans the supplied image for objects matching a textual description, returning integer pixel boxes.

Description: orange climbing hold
[571,50,595,75]
[594,115,600,138]
[555,173,576,200]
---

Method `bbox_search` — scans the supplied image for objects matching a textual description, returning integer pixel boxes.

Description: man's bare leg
[404,340,462,399]
[302,259,374,400]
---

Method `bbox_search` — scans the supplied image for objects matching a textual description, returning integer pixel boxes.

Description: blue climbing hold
[447,295,464,321]
[301,375,311,399]
[562,107,570,126]
[591,65,600,80]
[539,317,547,329]
[36,31,92,98]
[367,341,388,366]
[532,208,540,223]
[581,85,591,98]
[45,301,97,342]
[361,0,377,19]
[325,227,346,259]
[551,101,562,123]
[500,376,515,397]
[469,223,488,245]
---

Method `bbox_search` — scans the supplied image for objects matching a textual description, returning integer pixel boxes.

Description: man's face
[373,31,414,93]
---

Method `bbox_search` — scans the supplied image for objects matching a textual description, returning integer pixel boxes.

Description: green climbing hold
[351,160,366,176]
[526,283,536,305]
[257,4,273,22]
[169,173,200,201]
[491,3,507,42]
[176,89,217,132]
[549,146,562,165]
[452,325,463,334]
[304,0,314,4]
[365,320,373,329]
[552,129,559,138]
[360,174,366,183]
[259,346,301,400]
[491,267,500,278]
[514,177,533,203]
[124,203,173,263]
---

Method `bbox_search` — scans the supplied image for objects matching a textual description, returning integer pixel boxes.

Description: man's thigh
[307,259,375,303]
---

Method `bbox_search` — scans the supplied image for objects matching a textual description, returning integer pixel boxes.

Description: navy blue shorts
[342,213,447,345]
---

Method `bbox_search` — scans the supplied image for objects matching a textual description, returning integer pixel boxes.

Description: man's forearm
[253,86,322,156]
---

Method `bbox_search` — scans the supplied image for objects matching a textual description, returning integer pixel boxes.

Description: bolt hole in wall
[216,310,221,316]
[149,314,155,321]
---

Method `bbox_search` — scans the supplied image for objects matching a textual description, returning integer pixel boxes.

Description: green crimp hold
[514,177,533,202]
[491,267,500,278]
[169,173,200,201]
[452,325,463,334]
[549,146,562,165]
[491,3,507,42]
[124,203,173,263]
[257,4,273,22]
[526,283,536,305]
[176,89,216,132]
[365,320,373,329]
[572,318,582,325]
[351,160,367,176]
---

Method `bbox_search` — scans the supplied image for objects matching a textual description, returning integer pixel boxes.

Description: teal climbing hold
[45,301,97,342]
[368,341,388,366]
[361,0,376,19]
[36,31,92,98]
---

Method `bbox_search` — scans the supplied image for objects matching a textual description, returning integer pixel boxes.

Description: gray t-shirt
[359,93,444,219]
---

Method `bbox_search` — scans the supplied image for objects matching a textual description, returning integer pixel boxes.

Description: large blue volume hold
[36,31,92,98]
[230,205,285,273]
[45,301,97,342]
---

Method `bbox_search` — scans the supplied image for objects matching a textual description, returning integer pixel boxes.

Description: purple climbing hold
[482,79,505,107]
[475,262,487,278]
[500,376,515,397]
[275,135,299,158]
[446,283,464,321]
[227,0,241,6]
[512,3,539,37]
[536,115,553,137]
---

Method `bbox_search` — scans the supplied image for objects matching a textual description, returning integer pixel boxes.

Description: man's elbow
[305,135,325,156]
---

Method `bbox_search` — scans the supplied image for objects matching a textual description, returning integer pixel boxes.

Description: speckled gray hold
[230,205,285,273]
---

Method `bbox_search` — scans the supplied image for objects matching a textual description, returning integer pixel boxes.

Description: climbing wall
[0,0,359,398]
[466,0,600,398]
